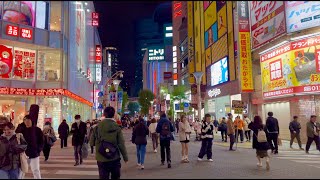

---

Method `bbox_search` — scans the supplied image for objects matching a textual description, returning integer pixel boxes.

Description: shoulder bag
[16,133,28,173]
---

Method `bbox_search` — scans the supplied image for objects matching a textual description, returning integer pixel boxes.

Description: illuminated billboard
[260,36,320,98]
[207,56,229,86]
[148,47,165,61]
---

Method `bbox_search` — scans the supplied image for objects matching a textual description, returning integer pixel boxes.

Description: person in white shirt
[179,115,192,163]
[148,118,158,153]
[243,115,252,142]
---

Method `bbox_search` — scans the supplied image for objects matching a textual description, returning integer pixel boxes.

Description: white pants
[19,157,41,179]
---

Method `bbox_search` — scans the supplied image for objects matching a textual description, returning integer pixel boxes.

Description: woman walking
[149,118,158,153]
[179,115,192,163]
[132,117,149,170]
[0,122,27,179]
[243,115,252,142]
[197,114,214,162]
[248,116,271,170]
[43,121,56,161]
[219,117,228,142]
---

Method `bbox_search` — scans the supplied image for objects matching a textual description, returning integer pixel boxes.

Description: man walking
[156,113,174,168]
[16,115,44,179]
[289,116,303,150]
[71,115,87,166]
[266,112,280,154]
[58,119,70,148]
[227,113,235,151]
[90,106,128,179]
[306,115,320,154]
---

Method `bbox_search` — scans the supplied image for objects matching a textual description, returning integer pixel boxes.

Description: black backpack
[160,121,171,138]
[96,126,119,159]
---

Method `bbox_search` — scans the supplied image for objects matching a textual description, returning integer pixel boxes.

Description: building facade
[0,1,102,131]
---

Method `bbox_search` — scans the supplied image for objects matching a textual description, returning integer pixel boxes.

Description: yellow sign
[205,48,212,67]
[204,2,217,31]
[239,32,254,92]
[227,1,235,81]
[217,5,227,39]
[188,1,195,84]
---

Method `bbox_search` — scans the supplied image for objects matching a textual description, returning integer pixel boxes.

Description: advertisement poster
[0,45,13,78]
[13,49,35,79]
[260,36,320,98]
[117,91,123,113]
[217,4,227,39]
[208,56,229,86]
[239,32,254,92]
[249,1,286,49]
[285,1,320,33]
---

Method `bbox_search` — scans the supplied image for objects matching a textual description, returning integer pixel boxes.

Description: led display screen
[208,56,229,86]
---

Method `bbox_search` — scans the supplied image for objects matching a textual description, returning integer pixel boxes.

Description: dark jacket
[71,121,87,146]
[306,121,320,138]
[248,122,270,150]
[201,121,214,139]
[19,126,44,158]
[156,117,174,141]
[0,134,27,170]
[266,117,279,134]
[132,122,149,145]
[289,120,301,134]
[15,122,26,134]
[90,118,128,162]
[213,120,219,127]
[58,122,70,138]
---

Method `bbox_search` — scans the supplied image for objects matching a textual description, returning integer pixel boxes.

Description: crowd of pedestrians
[1,107,320,179]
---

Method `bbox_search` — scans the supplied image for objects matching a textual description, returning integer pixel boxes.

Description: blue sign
[98,91,104,97]
[175,104,180,110]
[184,103,189,108]
[98,104,103,109]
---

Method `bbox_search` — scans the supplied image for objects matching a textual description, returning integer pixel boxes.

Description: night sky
[94,1,165,95]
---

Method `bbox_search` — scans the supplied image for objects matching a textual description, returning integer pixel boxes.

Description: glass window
[37,50,61,81]
[12,47,36,80]
[35,1,48,29]
[50,1,61,32]
[63,1,69,38]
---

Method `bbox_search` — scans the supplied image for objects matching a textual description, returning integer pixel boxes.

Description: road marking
[55,170,99,176]
[39,159,97,163]
[40,164,98,168]
[292,160,320,164]
[278,157,320,160]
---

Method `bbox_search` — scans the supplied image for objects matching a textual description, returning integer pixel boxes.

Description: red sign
[0,45,13,78]
[0,87,93,107]
[163,72,172,79]
[263,85,320,98]
[96,45,102,63]
[20,28,33,39]
[6,25,18,37]
[173,2,182,18]
[316,49,320,73]
[92,12,99,26]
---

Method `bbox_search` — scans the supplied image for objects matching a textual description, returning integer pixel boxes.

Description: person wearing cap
[2,1,33,26]
[289,116,303,150]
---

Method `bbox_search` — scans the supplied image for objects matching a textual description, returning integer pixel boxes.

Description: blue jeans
[0,168,20,179]
[136,144,147,165]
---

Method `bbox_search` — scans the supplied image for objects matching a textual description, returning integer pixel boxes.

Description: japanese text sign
[249,1,286,49]
[92,12,99,26]
[239,32,254,92]
[260,36,320,98]
[286,1,320,33]
[237,1,250,32]
[148,48,165,61]
[95,45,102,63]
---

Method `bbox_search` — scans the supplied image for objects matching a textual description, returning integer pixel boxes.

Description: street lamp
[150,100,153,116]
[193,72,204,121]
[113,79,122,117]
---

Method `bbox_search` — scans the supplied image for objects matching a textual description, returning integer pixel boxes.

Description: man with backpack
[90,106,128,179]
[265,112,280,154]
[156,113,174,168]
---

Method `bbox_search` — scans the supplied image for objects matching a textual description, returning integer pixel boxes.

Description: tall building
[133,2,172,97]
[0,1,102,131]
[105,47,120,76]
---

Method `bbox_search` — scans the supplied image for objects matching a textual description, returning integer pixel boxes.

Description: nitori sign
[148,48,165,61]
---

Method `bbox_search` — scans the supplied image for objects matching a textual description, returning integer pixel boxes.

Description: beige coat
[179,121,192,141]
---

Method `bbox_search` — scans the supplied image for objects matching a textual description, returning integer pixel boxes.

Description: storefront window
[37,97,61,131]
[50,1,61,32]
[35,1,49,29]
[12,47,36,80]
[37,50,61,81]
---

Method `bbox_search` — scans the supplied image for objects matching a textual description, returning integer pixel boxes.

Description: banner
[260,36,320,98]
[249,1,286,49]
[188,1,195,84]
[117,91,123,113]
[285,1,320,33]
[239,32,254,92]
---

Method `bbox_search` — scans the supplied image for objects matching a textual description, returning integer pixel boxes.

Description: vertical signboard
[249,1,286,49]
[237,1,254,92]
[92,12,99,26]
[188,1,195,84]
[95,45,102,82]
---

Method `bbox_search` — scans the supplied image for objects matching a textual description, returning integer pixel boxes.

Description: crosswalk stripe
[39,159,97,163]
[55,170,99,176]
[39,164,98,168]
[278,157,320,160]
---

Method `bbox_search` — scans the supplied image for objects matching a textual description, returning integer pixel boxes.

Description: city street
[25,129,320,179]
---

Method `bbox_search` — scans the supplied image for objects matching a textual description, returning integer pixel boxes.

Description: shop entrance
[0,96,29,128]
[263,102,290,140]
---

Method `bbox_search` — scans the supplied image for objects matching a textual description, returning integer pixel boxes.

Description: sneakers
[290,146,293,149]
[306,151,309,154]
[266,161,270,170]
[137,163,141,167]
[208,159,213,162]
[140,165,144,170]
[256,162,262,167]
[74,162,79,166]
[197,158,203,161]
[300,147,304,150]
[161,162,165,166]
[168,163,171,168]
[154,149,157,153]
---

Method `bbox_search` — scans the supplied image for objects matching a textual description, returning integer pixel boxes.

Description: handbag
[97,127,119,159]
[82,143,89,159]
[16,133,29,173]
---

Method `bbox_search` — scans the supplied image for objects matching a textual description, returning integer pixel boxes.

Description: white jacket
[149,122,158,134]
[179,121,192,141]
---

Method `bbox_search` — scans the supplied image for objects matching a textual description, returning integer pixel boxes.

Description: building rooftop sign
[148,47,165,61]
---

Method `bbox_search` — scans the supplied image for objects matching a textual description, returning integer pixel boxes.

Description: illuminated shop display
[207,57,229,87]
[261,36,320,98]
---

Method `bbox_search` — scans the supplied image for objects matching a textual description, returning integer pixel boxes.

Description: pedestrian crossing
[274,150,320,169]
[24,152,99,179]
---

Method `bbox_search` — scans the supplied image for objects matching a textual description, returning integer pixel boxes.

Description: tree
[138,89,155,115]
[121,92,128,113]
[172,85,187,103]
[127,102,140,116]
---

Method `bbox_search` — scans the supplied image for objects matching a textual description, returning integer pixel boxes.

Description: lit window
[173,52,177,57]
[173,69,177,73]
[174,80,178,85]
[166,26,173,31]
[173,57,177,63]
[165,33,173,37]
[172,46,177,51]
[173,63,177,69]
